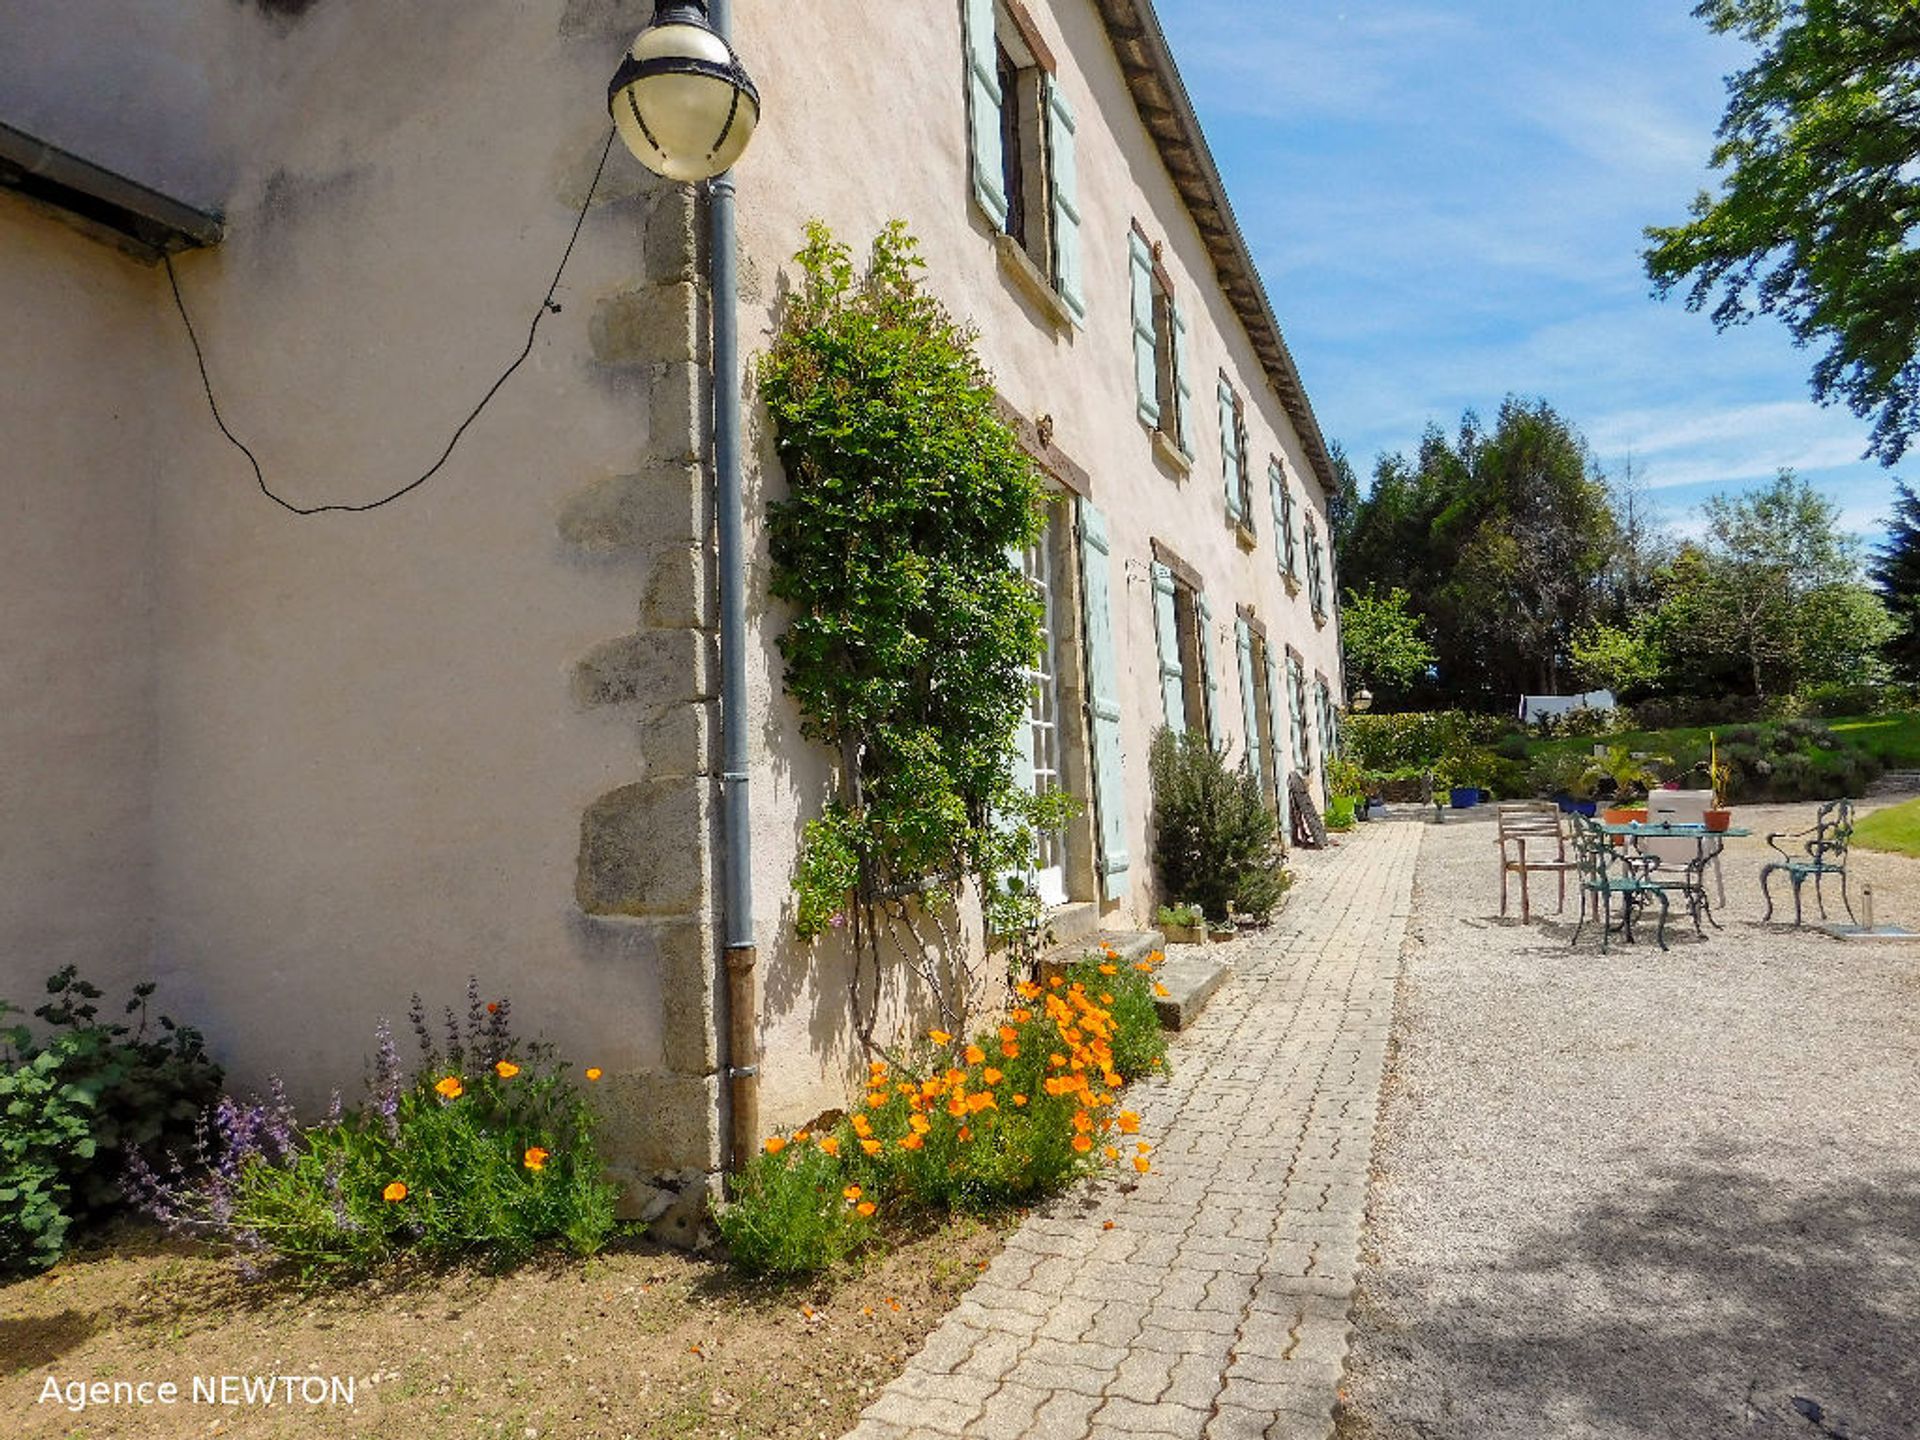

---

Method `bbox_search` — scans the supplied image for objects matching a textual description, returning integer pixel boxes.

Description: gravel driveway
[1338,802,1920,1440]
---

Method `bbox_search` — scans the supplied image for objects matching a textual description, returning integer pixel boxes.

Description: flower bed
[718,950,1169,1276]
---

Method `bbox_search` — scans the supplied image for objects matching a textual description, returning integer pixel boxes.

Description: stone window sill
[1151,429,1193,476]
[1283,574,1302,598]
[995,233,1074,332]
[1236,521,1258,553]
[1312,608,1328,629]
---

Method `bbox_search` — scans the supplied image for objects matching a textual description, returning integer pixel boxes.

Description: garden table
[1596,821,1752,934]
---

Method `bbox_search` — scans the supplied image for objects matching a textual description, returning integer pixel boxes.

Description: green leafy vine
[760,221,1077,1047]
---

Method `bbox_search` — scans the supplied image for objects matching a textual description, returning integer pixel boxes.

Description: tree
[1645,0,1920,464]
[1871,480,1920,678]
[1569,618,1666,696]
[1650,470,1874,695]
[1339,586,1437,699]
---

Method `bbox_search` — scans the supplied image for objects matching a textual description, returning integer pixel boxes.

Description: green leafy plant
[1148,729,1287,926]
[716,1135,872,1277]
[761,220,1077,1047]
[0,969,222,1271]
[1326,796,1358,830]
[128,984,615,1277]
[1155,903,1203,930]
[0,1020,97,1274]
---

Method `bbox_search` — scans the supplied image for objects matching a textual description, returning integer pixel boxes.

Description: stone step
[1036,928,1164,985]
[1151,950,1233,1032]
[1043,900,1101,948]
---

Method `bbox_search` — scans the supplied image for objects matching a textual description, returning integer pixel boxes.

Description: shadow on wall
[244,0,324,17]
[1370,1162,1920,1438]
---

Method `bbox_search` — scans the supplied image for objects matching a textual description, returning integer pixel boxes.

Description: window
[963,0,1085,323]
[1151,555,1221,744]
[1130,228,1194,461]
[1305,521,1328,621]
[1288,653,1313,777]
[1218,378,1255,538]
[1016,509,1069,908]
[1269,458,1299,587]
[1249,631,1282,814]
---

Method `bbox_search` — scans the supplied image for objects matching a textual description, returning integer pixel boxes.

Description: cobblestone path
[845,823,1423,1440]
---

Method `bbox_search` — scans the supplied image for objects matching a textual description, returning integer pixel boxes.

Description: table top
[1592,821,1753,838]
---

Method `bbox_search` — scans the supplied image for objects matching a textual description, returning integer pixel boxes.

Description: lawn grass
[1524,711,1920,771]
[1828,713,1920,768]
[1854,796,1920,857]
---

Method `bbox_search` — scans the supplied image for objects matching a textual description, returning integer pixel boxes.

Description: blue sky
[1153,0,1907,545]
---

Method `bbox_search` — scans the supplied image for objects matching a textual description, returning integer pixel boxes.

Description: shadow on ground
[1358,1164,1920,1438]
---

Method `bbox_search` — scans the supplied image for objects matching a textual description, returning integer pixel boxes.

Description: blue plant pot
[1450,787,1478,809]
[1572,800,1598,817]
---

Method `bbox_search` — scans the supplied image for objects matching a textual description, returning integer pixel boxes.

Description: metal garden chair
[1760,799,1856,925]
[1571,815,1669,952]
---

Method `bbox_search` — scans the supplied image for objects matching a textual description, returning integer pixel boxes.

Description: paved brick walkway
[845,824,1423,1440]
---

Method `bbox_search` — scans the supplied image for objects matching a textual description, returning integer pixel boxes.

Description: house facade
[0,0,1344,1198]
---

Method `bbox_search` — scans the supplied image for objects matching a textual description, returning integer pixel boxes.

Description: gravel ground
[1337,802,1920,1440]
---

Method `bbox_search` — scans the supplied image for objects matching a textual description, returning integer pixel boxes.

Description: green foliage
[761,221,1075,1038]
[1148,730,1287,926]
[1061,956,1168,1086]
[1645,0,1920,465]
[0,1032,97,1273]
[1342,710,1513,772]
[1339,585,1436,692]
[0,968,221,1271]
[1570,618,1665,695]
[715,1139,871,1277]
[1326,796,1358,830]
[130,992,614,1277]
[1155,903,1204,930]
[1872,481,1920,679]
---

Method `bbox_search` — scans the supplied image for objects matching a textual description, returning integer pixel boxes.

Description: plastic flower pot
[1450,786,1478,809]
[1602,807,1647,827]
[1704,809,1733,833]
[1572,800,1598,818]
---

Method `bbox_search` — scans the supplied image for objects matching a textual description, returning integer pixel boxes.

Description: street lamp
[1352,688,1374,713]
[608,0,761,182]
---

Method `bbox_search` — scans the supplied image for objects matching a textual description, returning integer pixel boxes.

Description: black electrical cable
[164,128,616,516]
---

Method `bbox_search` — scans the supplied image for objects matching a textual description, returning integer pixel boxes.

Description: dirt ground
[2,1212,1008,1440]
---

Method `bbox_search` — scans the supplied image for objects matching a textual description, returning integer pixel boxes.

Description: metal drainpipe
[708,0,760,1180]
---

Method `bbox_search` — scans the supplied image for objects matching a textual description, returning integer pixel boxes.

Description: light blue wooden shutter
[1235,617,1263,790]
[1043,77,1085,326]
[1196,594,1225,750]
[1150,562,1185,733]
[1288,655,1309,772]
[1265,647,1291,835]
[1219,380,1243,522]
[1170,297,1195,460]
[1270,460,1297,579]
[1077,499,1130,902]
[1129,232,1159,427]
[963,0,1008,230]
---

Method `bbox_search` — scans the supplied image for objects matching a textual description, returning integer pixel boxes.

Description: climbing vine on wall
[760,221,1076,1047]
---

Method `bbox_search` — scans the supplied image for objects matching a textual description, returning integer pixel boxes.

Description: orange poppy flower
[1012,1094,1028,1107]
[957,1126,973,1142]
[1117,1111,1141,1134]
[818,1136,841,1156]
[843,1184,863,1201]
[861,1138,883,1156]
[1098,964,1117,976]
[1136,1142,1153,1154]
[899,1132,924,1150]
[966,1092,997,1114]
[1133,1155,1151,1173]
[998,1025,1019,1044]
[1153,983,1170,998]
[851,1114,874,1138]
[1001,1042,1020,1059]
[929,1029,953,1045]
[434,1076,464,1100]
[382,1181,408,1203]
[1104,1146,1120,1160]
[910,1114,932,1135]
[584,1067,603,1081]
[856,1201,876,1217]
[1147,950,1164,962]
[964,1045,986,1065]
[764,1136,787,1156]
[1135,961,1154,971]
[982,1067,1003,1085]
[867,1093,888,1109]
[1072,1135,1093,1153]
[524,1147,550,1172]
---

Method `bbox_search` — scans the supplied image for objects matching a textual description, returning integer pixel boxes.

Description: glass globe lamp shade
[608,7,760,183]
[1353,689,1375,713]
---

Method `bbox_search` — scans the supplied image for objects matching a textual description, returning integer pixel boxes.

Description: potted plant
[1207,913,1238,942]
[1703,733,1734,831]
[1156,902,1206,945]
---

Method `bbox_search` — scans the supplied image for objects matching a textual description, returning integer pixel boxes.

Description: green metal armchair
[1760,799,1855,926]
[1571,815,1669,952]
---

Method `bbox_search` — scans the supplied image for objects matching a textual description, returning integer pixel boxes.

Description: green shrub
[1342,710,1513,771]
[0,1036,97,1273]
[1326,796,1357,830]
[129,985,615,1277]
[0,969,221,1271]
[714,1137,871,1277]
[1149,729,1287,925]
[1062,955,1168,1084]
